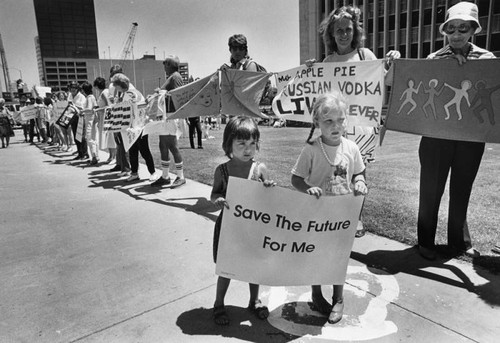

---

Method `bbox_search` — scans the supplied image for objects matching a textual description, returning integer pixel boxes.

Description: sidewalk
[1,134,499,343]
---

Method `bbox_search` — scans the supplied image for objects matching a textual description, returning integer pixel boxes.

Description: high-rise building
[299,0,500,63]
[34,0,99,59]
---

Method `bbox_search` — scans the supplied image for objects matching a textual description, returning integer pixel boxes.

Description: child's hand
[353,180,368,196]
[262,179,276,187]
[213,197,229,210]
[306,186,323,198]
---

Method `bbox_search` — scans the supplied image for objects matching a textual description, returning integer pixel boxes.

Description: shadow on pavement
[473,256,500,306]
[351,246,476,292]
[176,306,297,342]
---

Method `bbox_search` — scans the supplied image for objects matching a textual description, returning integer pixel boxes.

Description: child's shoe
[328,298,344,324]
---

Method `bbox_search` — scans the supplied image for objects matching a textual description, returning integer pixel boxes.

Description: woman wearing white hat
[417,2,496,261]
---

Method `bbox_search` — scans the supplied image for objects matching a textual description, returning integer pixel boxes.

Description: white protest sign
[272,61,385,126]
[216,177,364,286]
[19,105,38,121]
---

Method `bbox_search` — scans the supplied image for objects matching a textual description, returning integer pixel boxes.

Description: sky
[0,0,300,92]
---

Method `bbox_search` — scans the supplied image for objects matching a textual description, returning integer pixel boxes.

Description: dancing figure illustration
[470,80,500,125]
[397,79,422,115]
[422,79,444,119]
[443,80,472,120]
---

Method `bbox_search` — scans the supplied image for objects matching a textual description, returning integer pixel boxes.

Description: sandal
[213,305,229,325]
[311,293,331,314]
[248,299,269,320]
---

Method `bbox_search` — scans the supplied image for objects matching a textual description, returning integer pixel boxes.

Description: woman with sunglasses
[417,2,495,261]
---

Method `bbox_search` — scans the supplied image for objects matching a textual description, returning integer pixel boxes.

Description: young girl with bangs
[210,115,275,325]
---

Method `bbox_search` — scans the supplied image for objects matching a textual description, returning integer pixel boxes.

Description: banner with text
[168,72,221,119]
[272,61,385,126]
[19,105,38,121]
[385,59,500,143]
[216,177,364,286]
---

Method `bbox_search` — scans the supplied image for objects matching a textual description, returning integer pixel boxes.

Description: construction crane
[0,32,14,96]
[119,22,138,63]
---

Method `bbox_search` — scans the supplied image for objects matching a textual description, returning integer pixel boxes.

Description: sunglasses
[230,45,247,51]
[444,23,472,34]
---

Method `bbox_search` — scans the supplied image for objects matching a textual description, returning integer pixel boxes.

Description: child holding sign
[291,91,367,324]
[211,116,275,325]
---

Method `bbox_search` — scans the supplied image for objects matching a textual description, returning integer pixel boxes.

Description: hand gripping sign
[216,177,364,286]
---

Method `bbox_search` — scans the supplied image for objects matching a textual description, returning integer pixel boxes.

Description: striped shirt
[427,43,495,60]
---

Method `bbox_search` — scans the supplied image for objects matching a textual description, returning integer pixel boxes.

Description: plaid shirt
[427,43,496,60]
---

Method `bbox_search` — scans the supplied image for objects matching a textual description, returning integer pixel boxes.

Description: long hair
[222,116,260,158]
[319,6,365,55]
[307,91,349,145]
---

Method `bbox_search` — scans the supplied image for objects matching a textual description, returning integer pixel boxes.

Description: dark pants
[129,134,155,174]
[188,117,202,148]
[417,137,484,251]
[71,115,88,157]
[29,119,40,142]
[114,132,130,171]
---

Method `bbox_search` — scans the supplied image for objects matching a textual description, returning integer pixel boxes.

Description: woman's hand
[384,50,401,69]
[353,180,368,196]
[213,197,229,210]
[306,186,323,198]
[305,59,317,68]
[452,54,467,65]
[262,179,277,187]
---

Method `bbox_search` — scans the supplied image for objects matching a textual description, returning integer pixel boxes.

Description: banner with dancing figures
[272,60,385,126]
[122,102,148,151]
[168,72,221,119]
[220,69,272,119]
[216,177,364,286]
[385,59,500,143]
[19,105,38,121]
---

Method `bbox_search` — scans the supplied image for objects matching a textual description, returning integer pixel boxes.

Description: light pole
[153,46,156,59]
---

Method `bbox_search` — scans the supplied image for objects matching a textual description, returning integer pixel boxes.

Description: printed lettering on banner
[216,177,364,286]
[272,61,385,126]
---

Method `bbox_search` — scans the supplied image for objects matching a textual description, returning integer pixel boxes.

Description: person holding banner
[80,81,99,165]
[417,2,496,261]
[0,98,15,148]
[67,81,88,160]
[211,116,275,325]
[291,91,367,324]
[110,73,156,183]
[223,34,258,72]
[93,77,115,163]
[151,55,186,188]
[306,5,400,238]
[55,92,72,152]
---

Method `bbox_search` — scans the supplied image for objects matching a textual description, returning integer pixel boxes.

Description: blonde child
[291,91,368,324]
[211,115,275,325]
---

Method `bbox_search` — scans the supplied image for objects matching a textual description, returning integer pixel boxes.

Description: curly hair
[319,6,365,55]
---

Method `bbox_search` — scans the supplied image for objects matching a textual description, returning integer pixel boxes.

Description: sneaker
[126,173,139,182]
[72,155,82,161]
[89,157,99,165]
[151,176,171,187]
[171,177,186,188]
[464,248,480,258]
[117,171,130,177]
[198,146,203,149]
[149,172,161,182]
[109,165,121,172]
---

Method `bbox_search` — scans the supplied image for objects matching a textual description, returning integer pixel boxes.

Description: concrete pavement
[1,134,499,343]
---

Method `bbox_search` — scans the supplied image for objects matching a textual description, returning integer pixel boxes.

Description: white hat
[439,2,482,35]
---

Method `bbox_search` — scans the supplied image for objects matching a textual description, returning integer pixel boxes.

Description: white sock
[161,160,170,178]
[175,162,184,179]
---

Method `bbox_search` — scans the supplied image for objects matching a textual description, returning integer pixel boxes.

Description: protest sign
[385,59,500,143]
[122,102,148,151]
[75,113,84,142]
[19,105,38,121]
[145,91,166,121]
[55,103,77,129]
[216,177,364,286]
[168,72,220,119]
[272,61,385,126]
[220,69,271,118]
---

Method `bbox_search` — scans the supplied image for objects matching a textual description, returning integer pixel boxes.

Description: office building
[299,0,500,63]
